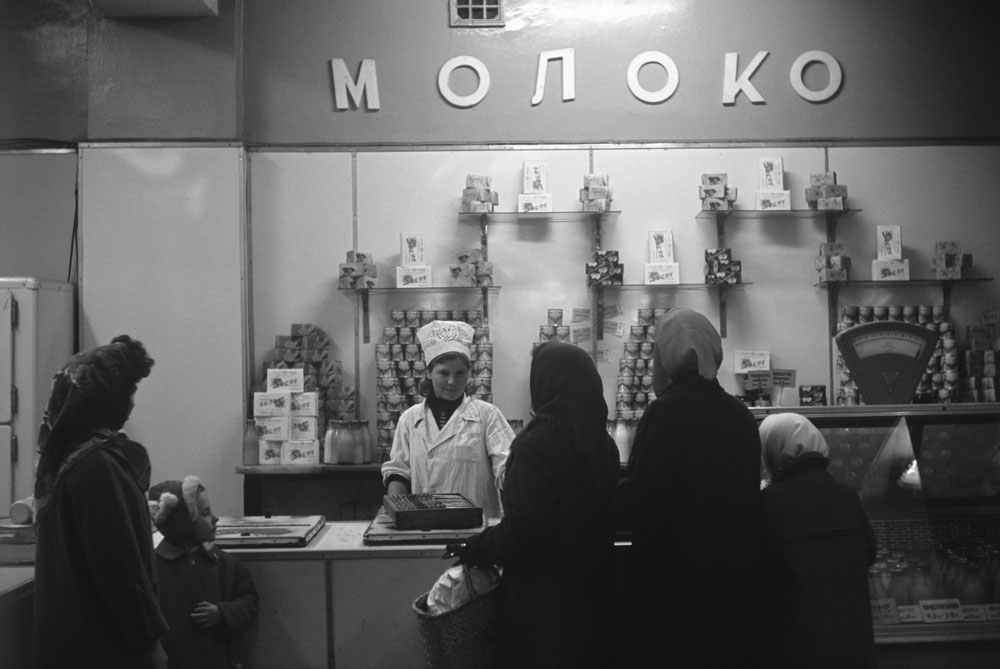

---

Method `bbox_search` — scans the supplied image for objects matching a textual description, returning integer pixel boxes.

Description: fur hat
[417,320,474,365]
[148,475,204,544]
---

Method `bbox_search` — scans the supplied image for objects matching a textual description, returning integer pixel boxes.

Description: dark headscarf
[34,335,154,503]
[527,341,613,491]
[651,307,723,397]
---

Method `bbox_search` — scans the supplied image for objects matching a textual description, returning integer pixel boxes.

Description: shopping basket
[412,581,500,668]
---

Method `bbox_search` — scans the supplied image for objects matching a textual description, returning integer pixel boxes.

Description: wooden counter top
[225,521,457,561]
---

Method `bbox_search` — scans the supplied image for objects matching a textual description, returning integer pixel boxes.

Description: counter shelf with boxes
[752,403,1000,644]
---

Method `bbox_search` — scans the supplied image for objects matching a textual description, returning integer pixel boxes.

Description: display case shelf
[340,286,501,343]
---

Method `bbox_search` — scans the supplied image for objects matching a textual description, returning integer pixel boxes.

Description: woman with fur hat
[759,412,877,668]
[381,320,514,517]
[33,335,169,668]
[148,475,259,669]
[617,307,764,668]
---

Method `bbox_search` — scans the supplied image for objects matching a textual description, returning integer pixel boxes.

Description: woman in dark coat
[33,335,168,668]
[618,307,763,668]
[458,340,621,668]
[759,412,877,669]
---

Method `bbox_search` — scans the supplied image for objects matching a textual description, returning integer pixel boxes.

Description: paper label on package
[594,348,610,364]
[253,392,292,417]
[870,598,900,625]
[986,604,1000,621]
[570,307,592,323]
[758,157,784,190]
[735,350,770,373]
[755,190,791,211]
[258,441,281,465]
[919,599,964,623]
[877,225,902,260]
[645,262,680,285]
[266,368,304,393]
[400,233,425,266]
[649,229,674,262]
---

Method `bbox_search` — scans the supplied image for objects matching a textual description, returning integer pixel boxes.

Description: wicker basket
[412,584,500,669]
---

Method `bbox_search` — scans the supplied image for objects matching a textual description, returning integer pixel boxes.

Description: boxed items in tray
[383,493,483,531]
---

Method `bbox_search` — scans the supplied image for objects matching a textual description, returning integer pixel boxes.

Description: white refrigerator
[0,278,75,509]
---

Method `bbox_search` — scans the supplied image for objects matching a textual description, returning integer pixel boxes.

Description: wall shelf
[460,210,620,249]
[817,278,994,337]
[340,286,502,343]
[592,282,750,339]
[697,207,861,246]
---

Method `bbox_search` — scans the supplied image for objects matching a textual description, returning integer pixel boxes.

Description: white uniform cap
[417,320,474,364]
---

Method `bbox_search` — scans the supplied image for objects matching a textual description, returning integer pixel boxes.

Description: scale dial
[851,330,928,359]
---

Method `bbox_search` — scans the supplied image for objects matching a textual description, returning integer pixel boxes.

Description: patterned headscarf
[651,307,723,396]
[34,335,154,502]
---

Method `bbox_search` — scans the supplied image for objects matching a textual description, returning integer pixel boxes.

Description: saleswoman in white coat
[381,320,513,518]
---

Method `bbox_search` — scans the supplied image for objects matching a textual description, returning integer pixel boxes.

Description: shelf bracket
[482,286,490,325]
[716,212,726,248]
[942,281,953,317]
[479,214,489,260]
[827,282,841,338]
[594,285,605,341]
[360,289,371,344]
[594,213,603,251]
[717,284,728,338]
[826,212,838,243]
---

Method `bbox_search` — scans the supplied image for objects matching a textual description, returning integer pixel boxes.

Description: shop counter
[230,521,458,669]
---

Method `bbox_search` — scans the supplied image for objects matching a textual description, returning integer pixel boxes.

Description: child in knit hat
[148,476,259,669]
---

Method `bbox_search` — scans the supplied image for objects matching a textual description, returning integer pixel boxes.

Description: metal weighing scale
[835,321,940,404]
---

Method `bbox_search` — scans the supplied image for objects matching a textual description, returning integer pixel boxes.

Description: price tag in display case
[835,322,939,404]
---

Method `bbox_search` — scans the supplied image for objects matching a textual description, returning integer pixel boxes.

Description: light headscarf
[651,307,723,396]
[759,413,830,480]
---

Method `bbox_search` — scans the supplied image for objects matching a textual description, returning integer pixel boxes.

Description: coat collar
[154,538,220,563]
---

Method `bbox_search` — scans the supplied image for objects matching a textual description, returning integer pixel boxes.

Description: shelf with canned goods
[590,282,751,340]
[339,286,502,344]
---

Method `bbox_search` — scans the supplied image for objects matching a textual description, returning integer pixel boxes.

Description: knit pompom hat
[148,475,204,544]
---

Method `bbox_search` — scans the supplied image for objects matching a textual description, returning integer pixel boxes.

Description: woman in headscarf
[33,335,168,669]
[759,412,877,669]
[456,341,621,668]
[618,307,763,668]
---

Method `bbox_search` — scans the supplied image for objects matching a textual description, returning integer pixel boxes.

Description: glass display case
[754,403,1000,646]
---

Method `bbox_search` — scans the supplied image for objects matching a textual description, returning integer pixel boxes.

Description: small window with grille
[450,0,505,27]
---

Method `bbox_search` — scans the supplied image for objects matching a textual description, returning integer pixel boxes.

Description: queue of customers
[31,307,876,668]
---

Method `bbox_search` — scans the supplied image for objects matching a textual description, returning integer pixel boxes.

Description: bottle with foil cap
[243,419,260,466]
[323,420,340,464]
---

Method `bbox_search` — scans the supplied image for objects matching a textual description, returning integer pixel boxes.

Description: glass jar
[336,420,358,464]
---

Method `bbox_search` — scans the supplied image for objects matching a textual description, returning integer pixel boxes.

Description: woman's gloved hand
[442,542,469,563]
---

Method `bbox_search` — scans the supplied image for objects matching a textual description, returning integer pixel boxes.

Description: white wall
[250,145,1000,436]
[78,145,246,515]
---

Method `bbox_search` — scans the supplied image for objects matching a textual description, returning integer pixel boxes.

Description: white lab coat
[381,395,513,518]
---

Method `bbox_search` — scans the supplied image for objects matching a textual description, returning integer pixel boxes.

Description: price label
[771,368,796,388]
[746,370,773,390]
[918,599,964,623]
[870,598,900,625]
